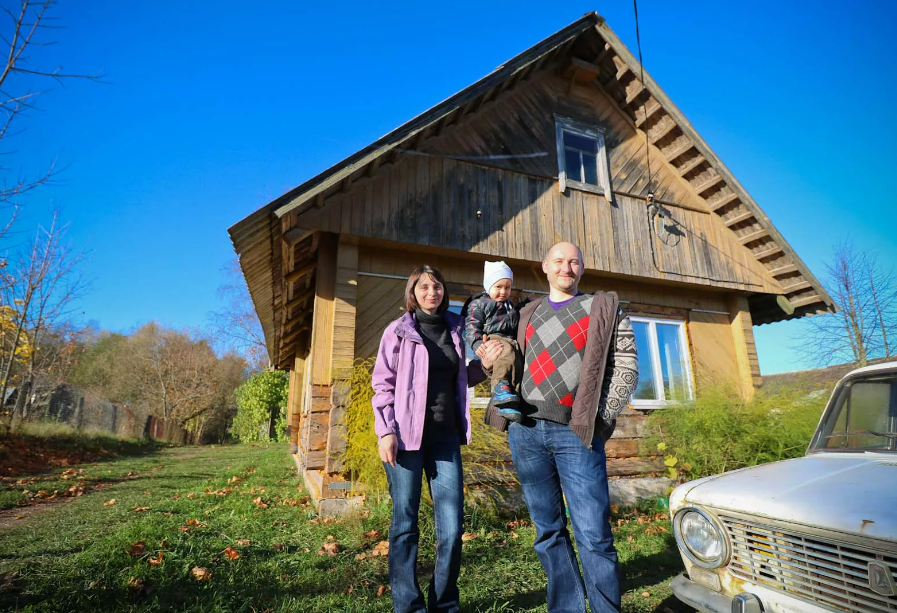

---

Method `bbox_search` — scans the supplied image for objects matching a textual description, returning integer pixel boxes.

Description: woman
[372,265,502,613]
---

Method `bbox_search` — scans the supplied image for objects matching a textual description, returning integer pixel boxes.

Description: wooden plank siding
[293,71,780,296]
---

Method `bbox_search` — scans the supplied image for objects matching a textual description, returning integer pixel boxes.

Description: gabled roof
[229,12,836,362]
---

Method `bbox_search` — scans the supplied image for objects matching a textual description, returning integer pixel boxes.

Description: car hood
[679,453,897,542]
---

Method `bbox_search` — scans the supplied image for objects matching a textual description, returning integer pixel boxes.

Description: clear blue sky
[12,0,897,374]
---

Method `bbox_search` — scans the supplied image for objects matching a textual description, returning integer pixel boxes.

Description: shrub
[344,359,515,504]
[232,370,289,442]
[649,384,828,480]
[344,359,383,496]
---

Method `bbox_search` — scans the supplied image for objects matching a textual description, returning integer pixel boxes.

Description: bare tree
[208,258,268,371]
[0,210,86,425]
[803,241,897,367]
[0,1,102,247]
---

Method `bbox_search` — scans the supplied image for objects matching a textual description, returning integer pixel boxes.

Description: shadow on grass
[0,431,170,479]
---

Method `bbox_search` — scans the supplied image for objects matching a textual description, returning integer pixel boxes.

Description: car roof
[839,361,897,382]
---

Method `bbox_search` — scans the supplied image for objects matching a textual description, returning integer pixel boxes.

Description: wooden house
[228,13,836,514]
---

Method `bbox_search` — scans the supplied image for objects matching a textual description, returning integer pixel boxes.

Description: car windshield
[809,372,897,453]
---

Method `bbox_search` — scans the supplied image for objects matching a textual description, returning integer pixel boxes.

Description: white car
[669,361,897,613]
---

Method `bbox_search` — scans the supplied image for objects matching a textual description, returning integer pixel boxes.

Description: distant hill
[762,357,895,394]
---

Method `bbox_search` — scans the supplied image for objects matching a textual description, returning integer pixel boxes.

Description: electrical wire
[631,0,757,287]
[633,0,652,193]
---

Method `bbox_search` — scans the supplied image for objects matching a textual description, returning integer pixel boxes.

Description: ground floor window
[630,317,694,407]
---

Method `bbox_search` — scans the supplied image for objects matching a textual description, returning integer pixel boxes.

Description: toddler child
[463,261,526,422]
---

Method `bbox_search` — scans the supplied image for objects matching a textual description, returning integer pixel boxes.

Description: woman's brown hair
[404,265,449,314]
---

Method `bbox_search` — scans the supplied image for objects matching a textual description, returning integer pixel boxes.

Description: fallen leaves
[103,499,117,506]
[179,518,206,533]
[252,496,269,509]
[223,546,240,560]
[190,566,212,582]
[126,542,146,557]
[128,576,148,594]
[131,506,151,513]
[461,532,478,542]
[377,584,388,597]
[147,552,164,567]
[356,540,389,560]
[235,539,251,546]
[317,535,340,556]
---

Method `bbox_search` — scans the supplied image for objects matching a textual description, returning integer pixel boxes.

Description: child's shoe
[492,381,522,422]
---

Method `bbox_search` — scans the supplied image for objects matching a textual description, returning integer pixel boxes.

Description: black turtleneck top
[414,308,461,443]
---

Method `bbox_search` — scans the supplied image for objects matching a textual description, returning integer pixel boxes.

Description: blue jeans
[508,419,620,613]
[384,443,464,613]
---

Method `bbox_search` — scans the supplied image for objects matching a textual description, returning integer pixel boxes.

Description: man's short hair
[544,241,584,263]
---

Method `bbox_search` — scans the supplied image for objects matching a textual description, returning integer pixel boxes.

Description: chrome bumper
[671,575,763,613]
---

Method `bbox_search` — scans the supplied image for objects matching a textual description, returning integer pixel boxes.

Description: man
[480,241,639,613]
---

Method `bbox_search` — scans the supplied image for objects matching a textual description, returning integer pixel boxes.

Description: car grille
[720,516,897,613]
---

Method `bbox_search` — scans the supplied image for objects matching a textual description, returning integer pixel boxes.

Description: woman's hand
[476,339,505,370]
[379,434,398,467]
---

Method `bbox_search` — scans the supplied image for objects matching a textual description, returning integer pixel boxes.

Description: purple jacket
[372,310,486,450]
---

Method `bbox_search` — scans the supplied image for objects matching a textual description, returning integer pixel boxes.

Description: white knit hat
[483,260,513,292]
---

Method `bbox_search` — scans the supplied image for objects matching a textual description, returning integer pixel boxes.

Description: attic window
[555,116,612,202]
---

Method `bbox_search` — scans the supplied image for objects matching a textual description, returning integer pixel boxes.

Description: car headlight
[673,507,729,568]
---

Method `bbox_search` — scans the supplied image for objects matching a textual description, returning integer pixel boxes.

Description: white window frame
[629,316,695,408]
[554,115,613,203]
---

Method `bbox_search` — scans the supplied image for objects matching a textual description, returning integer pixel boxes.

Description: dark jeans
[384,443,464,613]
[508,419,620,613]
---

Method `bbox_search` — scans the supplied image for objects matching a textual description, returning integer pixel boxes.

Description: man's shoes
[492,381,522,422]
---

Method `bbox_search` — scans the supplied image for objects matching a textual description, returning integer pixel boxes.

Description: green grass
[0,423,161,510]
[0,443,688,612]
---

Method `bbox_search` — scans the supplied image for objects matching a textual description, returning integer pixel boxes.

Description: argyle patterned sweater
[521,295,638,425]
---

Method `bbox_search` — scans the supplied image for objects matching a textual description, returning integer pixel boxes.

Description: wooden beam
[724,210,756,227]
[676,154,706,177]
[281,323,310,347]
[754,244,785,259]
[314,193,324,209]
[634,99,663,127]
[769,263,798,276]
[738,229,770,245]
[709,192,739,211]
[728,295,760,400]
[663,140,694,163]
[624,82,646,105]
[309,233,339,386]
[694,173,724,194]
[285,261,317,285]
[365,156,381,179]
[282,227,314,246]
[790,294,824,308]
[615,63,632,81]
[783,280,812,293]
[571,57,602,77]
[648,117,677,145]
[591,42,613,67]
[285,286,316,312]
